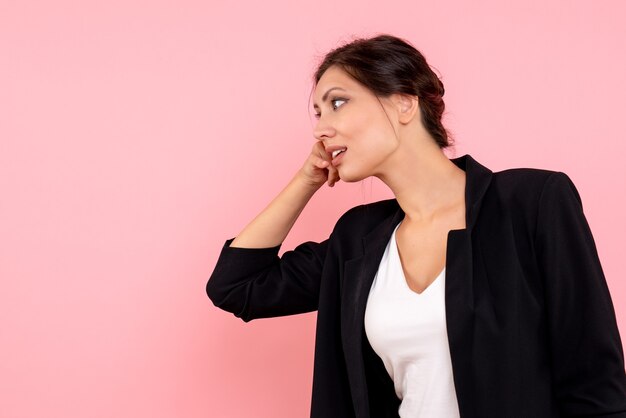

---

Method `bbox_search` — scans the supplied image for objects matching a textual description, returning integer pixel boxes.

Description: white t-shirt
[364,221,461,418]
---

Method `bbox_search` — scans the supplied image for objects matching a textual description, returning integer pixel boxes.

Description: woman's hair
[312,34,452,149]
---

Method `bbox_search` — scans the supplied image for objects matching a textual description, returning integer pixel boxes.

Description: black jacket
[206,154,626,417]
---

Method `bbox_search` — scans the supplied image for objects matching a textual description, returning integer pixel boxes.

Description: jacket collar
[340,153,493,418]
[364,153,493,248]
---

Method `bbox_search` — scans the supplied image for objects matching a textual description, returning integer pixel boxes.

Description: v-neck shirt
[364,221,461,418]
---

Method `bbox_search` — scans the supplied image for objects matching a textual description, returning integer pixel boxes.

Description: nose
[313,116,336,142]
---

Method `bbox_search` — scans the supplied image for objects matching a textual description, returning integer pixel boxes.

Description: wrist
[292,172,322,194]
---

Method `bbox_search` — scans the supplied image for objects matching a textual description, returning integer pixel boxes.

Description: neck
[375,138,466,224]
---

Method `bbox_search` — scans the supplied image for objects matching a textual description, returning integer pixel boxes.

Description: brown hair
[311,34,452,149]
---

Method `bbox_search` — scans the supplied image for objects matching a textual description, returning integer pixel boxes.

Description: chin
[337,167,368,183]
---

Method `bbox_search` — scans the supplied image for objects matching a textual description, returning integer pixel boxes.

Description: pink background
[1,0,625,417]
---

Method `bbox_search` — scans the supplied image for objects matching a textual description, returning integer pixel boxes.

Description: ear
[393,93,419,124]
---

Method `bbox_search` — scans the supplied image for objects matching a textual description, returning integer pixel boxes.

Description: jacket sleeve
[534,171,626,417]
[205,236,329,322]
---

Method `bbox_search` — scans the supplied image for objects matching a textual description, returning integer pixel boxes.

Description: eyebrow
[313,87,346,109]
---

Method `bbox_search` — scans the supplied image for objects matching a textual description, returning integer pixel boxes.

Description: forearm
[229,173,320,249]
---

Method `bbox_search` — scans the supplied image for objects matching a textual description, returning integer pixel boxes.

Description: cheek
[349,112,383,139]
[356,123,395,155]
[341,108,396,160]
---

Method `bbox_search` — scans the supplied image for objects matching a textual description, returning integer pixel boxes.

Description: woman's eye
[313,98,348,119]
[331,98,347,110]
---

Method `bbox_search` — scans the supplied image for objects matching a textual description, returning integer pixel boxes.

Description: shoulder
[492,167,557,193]
[490,167,580,207]
[482,167,587,240]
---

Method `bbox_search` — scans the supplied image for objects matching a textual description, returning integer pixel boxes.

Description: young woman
[206,34,626,418]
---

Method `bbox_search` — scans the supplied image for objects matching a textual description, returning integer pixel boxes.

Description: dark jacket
[206,154,626,417]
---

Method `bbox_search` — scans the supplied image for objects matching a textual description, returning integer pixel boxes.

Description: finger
[317,147,333,165]
[314,142,332,163]
[328,168,337,187]
[315,158,329,169]
[328,171,335,187]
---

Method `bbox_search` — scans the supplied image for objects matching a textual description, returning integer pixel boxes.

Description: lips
[331,149,346,166]
[326,145,347,156]
[325,145,348,167]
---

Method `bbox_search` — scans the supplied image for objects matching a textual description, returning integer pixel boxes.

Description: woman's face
[312,65,401,183]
